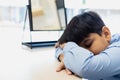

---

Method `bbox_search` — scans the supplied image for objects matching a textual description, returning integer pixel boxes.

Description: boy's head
[59,11,111,55]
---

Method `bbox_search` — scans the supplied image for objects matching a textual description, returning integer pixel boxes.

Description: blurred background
[0,0,120,46]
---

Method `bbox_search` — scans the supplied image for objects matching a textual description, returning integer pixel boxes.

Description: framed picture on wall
[29,0,66,31]
[22,0,66,48]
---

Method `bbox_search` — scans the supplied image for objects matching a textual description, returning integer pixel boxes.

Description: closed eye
[84,41,92,48]
[82,39,93,48]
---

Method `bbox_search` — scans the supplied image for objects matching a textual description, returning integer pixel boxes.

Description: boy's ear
[102,26,111,42]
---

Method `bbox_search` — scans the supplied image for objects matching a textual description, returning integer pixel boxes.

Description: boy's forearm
[63,42,93,77]
[55,47,63,61]
[63,42,115,79]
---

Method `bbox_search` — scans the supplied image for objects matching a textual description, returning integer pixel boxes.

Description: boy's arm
[55,47,64,62]
[63,42,120,79]
[55,47,72,75]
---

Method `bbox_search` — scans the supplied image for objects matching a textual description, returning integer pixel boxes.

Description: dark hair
[58,11,105,44]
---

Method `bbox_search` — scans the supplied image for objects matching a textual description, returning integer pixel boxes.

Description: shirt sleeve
[55,47,63,61]
[63,42,120,79]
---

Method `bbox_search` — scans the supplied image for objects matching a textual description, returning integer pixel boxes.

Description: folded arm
[58,42,120,79]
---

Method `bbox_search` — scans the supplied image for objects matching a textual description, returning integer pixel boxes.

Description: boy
[55,11,120,80]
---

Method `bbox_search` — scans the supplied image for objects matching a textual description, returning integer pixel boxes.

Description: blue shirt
[55,34,120,80]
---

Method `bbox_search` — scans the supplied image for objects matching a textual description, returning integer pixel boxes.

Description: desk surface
[30,47,82,80]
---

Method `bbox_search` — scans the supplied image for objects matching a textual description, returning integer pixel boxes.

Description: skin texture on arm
[56,56,72,75]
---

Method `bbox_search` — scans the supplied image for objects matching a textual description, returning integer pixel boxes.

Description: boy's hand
[54,42,66,49]
[59,43,66,49]
[55,42,60,48]
[55,42,72,75]
[56,59,72,75]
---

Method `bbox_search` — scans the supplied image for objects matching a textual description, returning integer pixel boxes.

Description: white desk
[0,45,83,80]
[29,47,82,80]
